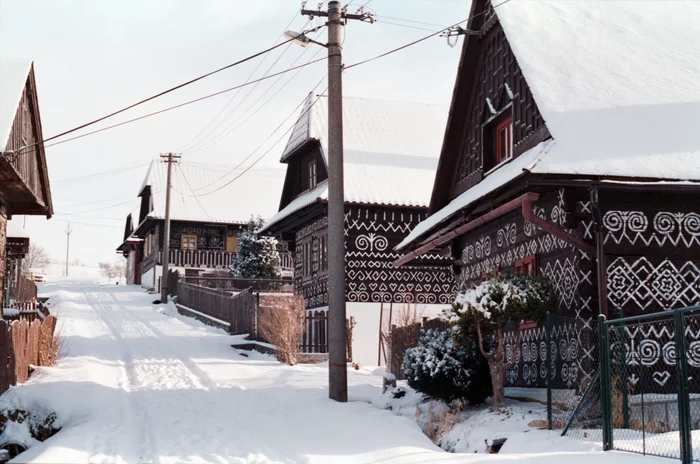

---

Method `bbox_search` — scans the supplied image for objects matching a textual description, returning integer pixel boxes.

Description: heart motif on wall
[653,371,671,386]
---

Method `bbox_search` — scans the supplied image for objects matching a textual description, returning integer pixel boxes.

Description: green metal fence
[597,306,700,463]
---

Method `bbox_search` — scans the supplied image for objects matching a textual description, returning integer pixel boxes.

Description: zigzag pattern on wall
[604,211,700,248]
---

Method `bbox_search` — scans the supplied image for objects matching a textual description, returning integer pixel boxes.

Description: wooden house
[396,0,700,389]
[259,95,455,365]
[0,58,53,316]
[117,161,292,289]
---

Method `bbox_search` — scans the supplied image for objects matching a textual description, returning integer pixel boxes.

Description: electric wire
[6,26,322,156]
[192,91,327,198]
[175,163,212,220]
[179,14,309,152]
[52,162,150,184]
[42,57,327,150]
[183,75,327,194]
[183,21,314,153]
[185,36,327,154]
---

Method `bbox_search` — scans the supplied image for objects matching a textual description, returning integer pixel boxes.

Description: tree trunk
[489,358,506,406]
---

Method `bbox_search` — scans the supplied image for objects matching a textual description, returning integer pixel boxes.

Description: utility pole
[160,153,180,302]
[301,1,373,403]
[65,223,72,277]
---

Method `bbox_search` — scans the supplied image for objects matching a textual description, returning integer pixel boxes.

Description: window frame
[515,255,538,329]
[495,113,513,165]
[225,236,239,253]
[308,160,317,189]
[181,234,198,251]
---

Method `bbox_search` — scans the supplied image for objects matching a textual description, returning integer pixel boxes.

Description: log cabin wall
[599,190,700,317]
[4,73,47,209]
[451,18,548,199]
[454,188,598,389]
[294,206,455,310]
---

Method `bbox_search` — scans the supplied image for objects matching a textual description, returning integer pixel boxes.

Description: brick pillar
[0,207,7,318]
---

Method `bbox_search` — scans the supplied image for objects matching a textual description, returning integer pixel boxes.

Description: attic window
[483,108,513,172]
[308,160,317,189]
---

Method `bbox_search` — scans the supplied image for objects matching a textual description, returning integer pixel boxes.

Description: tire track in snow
[83,289,161,463]
[107,292,218,391]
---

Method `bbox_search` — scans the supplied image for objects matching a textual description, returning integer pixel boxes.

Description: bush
[403,328,491,404]
[258,295,305,365]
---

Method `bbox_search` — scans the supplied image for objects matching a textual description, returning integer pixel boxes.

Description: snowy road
[2,281,669,463]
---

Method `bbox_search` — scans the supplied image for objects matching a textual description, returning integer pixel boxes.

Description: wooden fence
[0,315,57,395]
[176,282,256,336]
[388,318,450,380]
[300,311,328,353]
[9,274,38,310]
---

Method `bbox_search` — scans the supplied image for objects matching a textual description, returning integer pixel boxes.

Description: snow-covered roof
[138,161,286,225]
[496,0,700,180]
[399,0,700,252]
[0,58,32,150]
[264,95,448,232]
[6,219,30,239]
[397,141,553,250]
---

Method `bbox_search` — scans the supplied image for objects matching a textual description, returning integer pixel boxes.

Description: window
[308,160,317,189]
[495,114,513,164]
[515,255,537,276]
[304,242,312,276]
[483,109,513,172]
[226,236,239,253]
[516,255,538,329]
[144,234,153,256]
[181,234,197,250]
[320,235,328,271]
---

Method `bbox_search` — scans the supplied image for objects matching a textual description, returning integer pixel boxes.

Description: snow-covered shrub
[403,329,490,404]
[228,217,281,279]
[447,273,557,406]
[258,295,305,365]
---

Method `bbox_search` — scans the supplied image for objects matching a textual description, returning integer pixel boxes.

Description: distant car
[24,268,47,282]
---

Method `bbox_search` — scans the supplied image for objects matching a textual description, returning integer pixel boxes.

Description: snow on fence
[176,282,255,336]
[0,315,57,395]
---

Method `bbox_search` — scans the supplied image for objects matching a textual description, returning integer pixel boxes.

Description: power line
[52,162,149,184]
[194,91,327,198]
[378,15,448,28]
[179,13,305,152]
[379,20,442,33]
[175,164,211,221]
[42,57,327,150]
[56,195,135,208]
[6,26,323,157]
[185,40,326,154]
[183,76,327,194]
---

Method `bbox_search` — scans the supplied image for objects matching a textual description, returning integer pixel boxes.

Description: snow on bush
[228,216,281,279]
[403,329,490,404]
[447,273,557,406]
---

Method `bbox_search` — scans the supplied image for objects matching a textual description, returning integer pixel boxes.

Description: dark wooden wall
[451,19,548,199]
[294,205,455,309]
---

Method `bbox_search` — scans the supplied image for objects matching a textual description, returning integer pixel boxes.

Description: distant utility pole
[160,152,181,302]
[300,1,374,403]
[65,223,72,277]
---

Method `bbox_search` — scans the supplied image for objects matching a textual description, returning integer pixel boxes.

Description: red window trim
[495,113,513,165]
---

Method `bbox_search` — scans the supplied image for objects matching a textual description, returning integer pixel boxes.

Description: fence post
[598,314,613,451]
[546,311,552,430]
[674,309,692,464]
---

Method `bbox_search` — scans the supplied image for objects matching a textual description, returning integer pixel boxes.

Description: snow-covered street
[0,280,670,463]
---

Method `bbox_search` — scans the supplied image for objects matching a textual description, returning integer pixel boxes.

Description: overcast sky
[0,0,466,267]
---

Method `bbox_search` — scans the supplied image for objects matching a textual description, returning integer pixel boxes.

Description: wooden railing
[300,310,328,353]
[9,274,37,309]
[181,276,294,293]
[176,282,256,335]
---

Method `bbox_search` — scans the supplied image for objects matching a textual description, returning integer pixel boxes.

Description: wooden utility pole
[160,153,180,302]
[65,223,72,276]
[301,1,373,403]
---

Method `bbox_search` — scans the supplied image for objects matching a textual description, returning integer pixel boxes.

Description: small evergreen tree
[447,273,557,407]
[228,217,281,279]
[403,328,491,404]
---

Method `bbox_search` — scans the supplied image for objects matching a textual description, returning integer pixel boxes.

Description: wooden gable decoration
[1,61,53,218]
[428,0,549,216]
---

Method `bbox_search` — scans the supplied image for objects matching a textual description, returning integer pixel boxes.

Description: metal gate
[598,307,700,463]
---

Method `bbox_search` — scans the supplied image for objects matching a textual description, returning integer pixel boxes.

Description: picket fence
[0,315,57,395]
